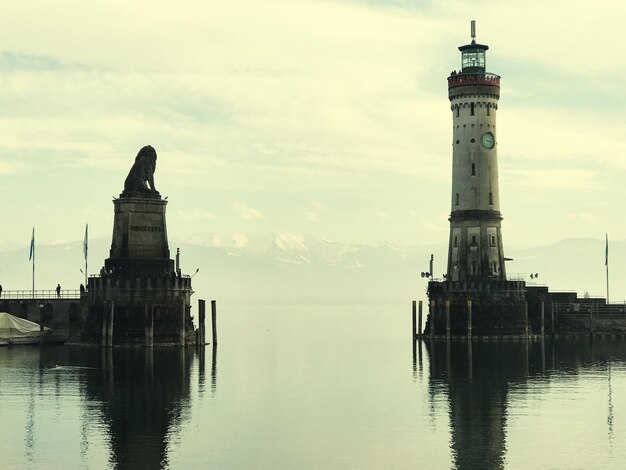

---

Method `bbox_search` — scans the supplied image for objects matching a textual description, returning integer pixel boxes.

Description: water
[1,304,626,469]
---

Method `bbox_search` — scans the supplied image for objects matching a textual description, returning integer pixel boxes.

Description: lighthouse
[423,22,611,338]
[446,21,506,282]
[425,22,527,337]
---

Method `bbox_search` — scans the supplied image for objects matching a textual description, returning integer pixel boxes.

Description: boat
[0,312,49,345]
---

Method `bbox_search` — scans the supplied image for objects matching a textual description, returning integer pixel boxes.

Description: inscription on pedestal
[130,226,163,232]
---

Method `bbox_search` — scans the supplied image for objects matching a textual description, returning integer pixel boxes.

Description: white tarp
[0,312,48,341]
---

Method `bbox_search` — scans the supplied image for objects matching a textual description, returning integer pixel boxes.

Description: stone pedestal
[105,197,174,278]
[79,192,197,346]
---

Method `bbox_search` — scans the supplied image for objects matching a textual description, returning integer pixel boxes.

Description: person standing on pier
[56,283,61,298]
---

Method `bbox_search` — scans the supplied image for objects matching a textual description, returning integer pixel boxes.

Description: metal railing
[0,290,81,300]
[448,72,501,89]
[553,301,626,315]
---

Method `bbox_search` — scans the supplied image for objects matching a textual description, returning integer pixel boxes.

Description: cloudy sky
[0,0,624,250]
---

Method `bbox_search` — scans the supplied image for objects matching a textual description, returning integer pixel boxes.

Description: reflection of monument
[80,146,199,345]
[77,347,199,468]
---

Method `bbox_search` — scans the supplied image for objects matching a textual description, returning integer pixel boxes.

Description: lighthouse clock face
[482,132,495,149]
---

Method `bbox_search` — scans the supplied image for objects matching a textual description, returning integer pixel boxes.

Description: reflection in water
[30,345,215,469]
[422,339,625,470]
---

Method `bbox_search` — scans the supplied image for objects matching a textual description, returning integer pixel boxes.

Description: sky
[0,0,625,251]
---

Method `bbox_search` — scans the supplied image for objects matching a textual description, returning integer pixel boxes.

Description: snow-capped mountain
[0,234,622,305]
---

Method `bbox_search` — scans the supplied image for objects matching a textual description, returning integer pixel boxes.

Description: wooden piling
[467,299,472,340]
[102,307,107,346]
[145,302,154,347]
[39,306,45,346]
[551,302,555,336]
[589,303,594,338]
[180,297,186,346]
[108,301,115,347]
[524,301,529,338]
[412,300,417,340]
[199,299,206,345]
[541,301,545,338]
[211,300,217,346]
[429,300,436,338]
[418,301,423,339]
[445,300,451,340]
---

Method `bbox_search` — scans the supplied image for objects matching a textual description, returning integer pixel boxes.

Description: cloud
[233,202,264,220]
[423,222,444,232]
[304,202,328,223]
[232,233,249,248]
[567,213,596,222]
[505,169,597,190]
[177,210,216,221]
[0,160,27,175]
[0,0,624,249]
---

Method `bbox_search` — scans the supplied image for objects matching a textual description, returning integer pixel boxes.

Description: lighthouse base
[425,280,527,336]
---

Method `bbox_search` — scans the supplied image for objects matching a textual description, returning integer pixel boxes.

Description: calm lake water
[1,304,626,469]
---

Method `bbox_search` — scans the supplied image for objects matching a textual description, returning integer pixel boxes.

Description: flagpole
[84,224,88,288]
[31,227,35,299]
[606,233,609,304]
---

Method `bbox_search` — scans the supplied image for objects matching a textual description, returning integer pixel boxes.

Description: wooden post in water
[412,300,417,340]
[467,299,472,340]
[144,302,150,347]
[541,300,546,339]
[589,302,594,339]
[180,297,186,346]
[145,302,154,347]
[551,302,555,336]
[430,300,436,338]
[39,305,45,346]
[445,300,451,340]
[102,306,107,346]
[108,301,115,347]
[199,299,206,345]
[211,300,218,346]
[524,301,529,339]
[418,301,423,339]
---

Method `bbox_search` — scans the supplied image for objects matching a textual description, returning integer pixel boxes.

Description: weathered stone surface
[106,197,173,278]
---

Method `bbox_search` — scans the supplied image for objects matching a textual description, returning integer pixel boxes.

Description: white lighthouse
[446,21,506,282]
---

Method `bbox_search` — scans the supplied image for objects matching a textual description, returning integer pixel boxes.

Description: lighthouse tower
[446,21,506,282]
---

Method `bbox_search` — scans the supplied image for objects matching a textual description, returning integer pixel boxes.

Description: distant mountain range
[0,233,622,304]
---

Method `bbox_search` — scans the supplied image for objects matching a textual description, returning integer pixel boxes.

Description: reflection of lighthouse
[447,21,506,282]
[425,342,528,469]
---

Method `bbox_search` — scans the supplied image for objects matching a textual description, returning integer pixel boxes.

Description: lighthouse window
[455,193,459,206]
[489,192,494,205]
[493,263,497,273]
[487,106,491,116]
[456,107,460,117]
[471,235,477,246]
[471,163,476,176]
[490,235,496,246]
[470,103,475,116]
[453,236,458,247]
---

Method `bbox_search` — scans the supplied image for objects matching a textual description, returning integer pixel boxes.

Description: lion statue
[123,145,158,193]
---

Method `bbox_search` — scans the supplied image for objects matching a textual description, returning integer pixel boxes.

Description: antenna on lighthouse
[471,20,476,43]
